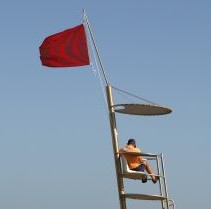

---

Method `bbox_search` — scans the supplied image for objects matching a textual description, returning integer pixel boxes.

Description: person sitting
[119,138,158,183]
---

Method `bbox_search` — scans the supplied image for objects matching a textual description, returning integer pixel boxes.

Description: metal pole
[106,85,127,209]
[83,9,109,85]
[161,153,170,209]
[156,155,165,209]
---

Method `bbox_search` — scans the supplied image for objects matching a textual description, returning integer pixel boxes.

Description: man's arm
[135,147,141,153]
[119,147,128,153]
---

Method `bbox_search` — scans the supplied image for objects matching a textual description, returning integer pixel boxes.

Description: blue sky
[1,1,211,209]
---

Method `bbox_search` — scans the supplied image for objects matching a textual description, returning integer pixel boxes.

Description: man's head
[127,138,136,148]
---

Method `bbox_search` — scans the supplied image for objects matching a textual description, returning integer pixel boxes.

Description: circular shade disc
[114,104,172,116]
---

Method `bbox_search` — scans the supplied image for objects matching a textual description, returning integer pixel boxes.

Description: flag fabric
[39,24,90,67]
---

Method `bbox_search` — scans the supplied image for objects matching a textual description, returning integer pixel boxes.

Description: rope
[113,88,134,103]
[112,86,160,106]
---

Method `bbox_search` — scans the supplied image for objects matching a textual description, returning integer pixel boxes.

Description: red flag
[39,24,90,67]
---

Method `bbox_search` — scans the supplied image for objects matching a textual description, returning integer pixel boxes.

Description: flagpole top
[82,9,86,17]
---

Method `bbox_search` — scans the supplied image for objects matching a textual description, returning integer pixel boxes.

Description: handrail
[119,151,160,158]
[119,151,174,209]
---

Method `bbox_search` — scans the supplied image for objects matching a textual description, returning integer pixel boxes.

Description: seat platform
[120,156,147,180]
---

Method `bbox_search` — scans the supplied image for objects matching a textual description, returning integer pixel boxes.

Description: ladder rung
[121,173,165,180]
[122,172,146,180]
[123,193,167,201]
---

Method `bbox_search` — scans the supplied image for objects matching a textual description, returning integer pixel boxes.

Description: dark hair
[127,138,136,147]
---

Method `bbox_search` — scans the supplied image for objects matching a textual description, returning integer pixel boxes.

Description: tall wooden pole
[106,85,126,209]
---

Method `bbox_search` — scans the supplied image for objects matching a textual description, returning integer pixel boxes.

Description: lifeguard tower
[84,11,175,209]
[39,9,175,209]
[106,86,175,209]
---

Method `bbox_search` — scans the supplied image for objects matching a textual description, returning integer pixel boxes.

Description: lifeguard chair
[121,155,147,180]
[105,86,175,209]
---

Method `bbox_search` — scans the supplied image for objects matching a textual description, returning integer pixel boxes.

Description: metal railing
[119,152,175,209]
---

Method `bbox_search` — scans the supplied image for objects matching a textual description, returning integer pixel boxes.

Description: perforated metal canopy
[114,104,172,116]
